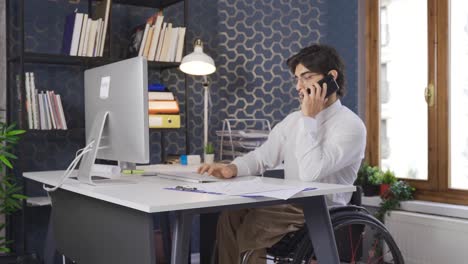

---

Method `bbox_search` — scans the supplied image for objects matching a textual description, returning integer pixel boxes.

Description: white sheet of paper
[192,178,305,199]
[241,188,305,200]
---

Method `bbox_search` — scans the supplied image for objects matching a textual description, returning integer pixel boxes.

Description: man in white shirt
[198,44,366,264]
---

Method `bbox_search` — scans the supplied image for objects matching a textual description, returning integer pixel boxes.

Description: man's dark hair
[287,44,346,98]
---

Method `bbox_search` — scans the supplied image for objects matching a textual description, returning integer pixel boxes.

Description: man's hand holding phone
[301,81,329,118]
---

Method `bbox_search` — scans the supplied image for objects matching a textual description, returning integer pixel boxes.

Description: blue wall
[11,0,359,261]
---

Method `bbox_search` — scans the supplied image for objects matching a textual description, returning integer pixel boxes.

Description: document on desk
[191,178,308,200]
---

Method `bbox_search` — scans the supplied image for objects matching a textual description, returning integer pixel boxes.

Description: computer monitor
[78,56,149,185]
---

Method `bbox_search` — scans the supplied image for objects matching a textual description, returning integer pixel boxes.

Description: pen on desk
[175,186,198,191]
[121,169,145,175]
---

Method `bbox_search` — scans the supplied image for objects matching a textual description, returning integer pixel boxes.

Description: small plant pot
[380,184,391,196]
[362,184,380,196]
[204,153,215,164]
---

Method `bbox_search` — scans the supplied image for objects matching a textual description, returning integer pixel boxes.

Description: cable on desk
[43,140,95,193]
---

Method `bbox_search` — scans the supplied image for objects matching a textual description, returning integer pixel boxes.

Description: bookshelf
[6,0,188,152]
[5,0,188,257]
[9,52,181,69]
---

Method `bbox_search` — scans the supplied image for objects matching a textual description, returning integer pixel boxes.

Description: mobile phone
[307,74,340,98]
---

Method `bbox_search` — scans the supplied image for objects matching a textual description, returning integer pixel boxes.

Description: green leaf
[0,156,13,169]
[12,194,27,200]
[0,247,11,253]
[6,130,26,136]
[5,123,16,132]
[2,152,18,160]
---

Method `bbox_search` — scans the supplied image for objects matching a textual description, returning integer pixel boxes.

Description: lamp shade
[179,39,216,76]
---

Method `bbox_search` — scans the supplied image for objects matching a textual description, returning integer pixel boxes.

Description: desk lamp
[179,39,216,157]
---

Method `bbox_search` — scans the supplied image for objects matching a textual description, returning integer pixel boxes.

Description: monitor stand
[77,111,135,186]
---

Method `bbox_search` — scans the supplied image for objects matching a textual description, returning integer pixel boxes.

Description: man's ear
[328,70,338,80]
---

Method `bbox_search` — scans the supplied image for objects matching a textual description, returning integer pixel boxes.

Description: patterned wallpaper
[7,0,359,259]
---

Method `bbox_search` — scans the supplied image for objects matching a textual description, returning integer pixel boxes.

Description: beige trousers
[216,204,305,264]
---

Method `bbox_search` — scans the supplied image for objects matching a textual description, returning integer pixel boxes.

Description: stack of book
[148,90,180,128]
[129,11,186,62]
[62,0,111,57]
[24,72,68,130]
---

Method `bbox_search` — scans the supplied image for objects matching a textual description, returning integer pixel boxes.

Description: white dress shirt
[232,100,367,205]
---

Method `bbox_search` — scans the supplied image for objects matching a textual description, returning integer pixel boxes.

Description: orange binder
[148,100,179,114]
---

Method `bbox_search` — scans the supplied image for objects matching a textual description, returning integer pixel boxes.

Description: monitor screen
[78,57,149,185]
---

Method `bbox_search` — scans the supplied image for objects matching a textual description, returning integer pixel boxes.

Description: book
[148,15,164,61]
[52,92,64,129]
[166,27,179,62]
[155,22,167,61]
[37,92,45,130]
[92,0,111,57]
[46,91,57,129]
[70,13,84,56]
[61,12,77,55]
[33,89,39,129]
[175,27,186,62]
[87,20,99,57]
[148,91,175,101]
[56,94,68,130]
[52,92,62,129]
[29,72,39,129]
[77,14,88,56]
[93,18,103,57]
[159,23,172,62]
[148,100,179,114]
[40,92,51,129]
[138,23,150,57]
[81,17,92,56]
[25,72,33,129]
[143,25,155,58]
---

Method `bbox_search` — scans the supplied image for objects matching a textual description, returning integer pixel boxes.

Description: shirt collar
[316,99,342,125]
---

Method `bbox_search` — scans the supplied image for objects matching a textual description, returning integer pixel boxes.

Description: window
[380,63,389,104]
[380,6,390,47]
[366,0,468,205]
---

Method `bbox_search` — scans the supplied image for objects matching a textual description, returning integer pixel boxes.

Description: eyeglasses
[293,72,322,85]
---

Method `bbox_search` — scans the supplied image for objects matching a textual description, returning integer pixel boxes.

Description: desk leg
[301,196,339,264]
[171,211,193,264]
[200,213,219,264]
[160,212,172,263]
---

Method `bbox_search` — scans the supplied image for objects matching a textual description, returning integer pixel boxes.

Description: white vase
[204,153,215,164]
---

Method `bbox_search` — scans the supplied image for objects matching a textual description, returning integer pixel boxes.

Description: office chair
[239,185,404,264]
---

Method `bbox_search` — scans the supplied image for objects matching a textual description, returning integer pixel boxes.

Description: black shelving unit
[5,0,189,260]
[6,0,187,127]
[8,52,181,69]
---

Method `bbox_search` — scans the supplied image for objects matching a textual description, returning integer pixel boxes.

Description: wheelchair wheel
[293,216,404,264]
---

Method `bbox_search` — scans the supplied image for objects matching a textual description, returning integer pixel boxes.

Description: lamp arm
[203,75,209,154]
[202,75,209,88]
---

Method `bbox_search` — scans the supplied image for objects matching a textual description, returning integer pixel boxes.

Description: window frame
[365,0,468,205]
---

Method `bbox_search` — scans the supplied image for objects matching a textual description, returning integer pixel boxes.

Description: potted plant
[0,122,26,256]
[376,180,415,221]
[204,142,215,164]
[355,163,381,196]
[379,169,397,196]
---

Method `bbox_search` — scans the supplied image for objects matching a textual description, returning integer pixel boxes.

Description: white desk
[24,170,355,264]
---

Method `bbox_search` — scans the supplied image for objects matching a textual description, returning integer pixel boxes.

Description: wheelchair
[239,186,405,264]
[211,184,405,264]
